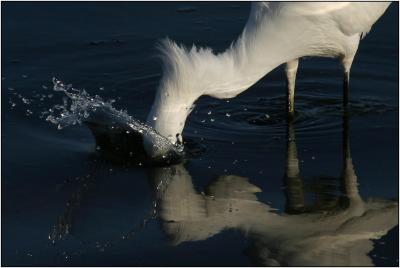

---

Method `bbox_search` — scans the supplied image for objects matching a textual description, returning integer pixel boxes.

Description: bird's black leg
[343,71,350,108]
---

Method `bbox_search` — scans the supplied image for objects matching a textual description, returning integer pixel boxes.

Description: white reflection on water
[152,114,398,266]
[48,113,397,266]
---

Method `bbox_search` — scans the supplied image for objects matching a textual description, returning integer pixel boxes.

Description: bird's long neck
[145,6,303,156]
[200,11,303,100]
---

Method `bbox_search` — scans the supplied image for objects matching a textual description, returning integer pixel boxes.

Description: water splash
[43,78,184,160]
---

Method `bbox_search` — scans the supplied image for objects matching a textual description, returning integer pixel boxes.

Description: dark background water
[2,2,398,266]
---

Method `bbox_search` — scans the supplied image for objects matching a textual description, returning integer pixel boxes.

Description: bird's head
[143,39,201,159]
[143,96,195,159]
[143,38,230,159]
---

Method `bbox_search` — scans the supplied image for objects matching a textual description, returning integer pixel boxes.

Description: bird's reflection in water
[49,113,398,266]
[151,113,398,266]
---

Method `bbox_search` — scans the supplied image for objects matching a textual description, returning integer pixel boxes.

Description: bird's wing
[260,2,391,37]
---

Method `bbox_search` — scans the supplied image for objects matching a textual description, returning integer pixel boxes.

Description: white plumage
[144,2,391,158]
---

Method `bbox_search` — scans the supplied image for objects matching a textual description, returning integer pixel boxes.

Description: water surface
[2,2,399,266]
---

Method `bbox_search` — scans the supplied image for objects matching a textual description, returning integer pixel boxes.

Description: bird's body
[144,2,391,158]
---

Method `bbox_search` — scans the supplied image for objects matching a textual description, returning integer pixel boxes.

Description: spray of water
[43,78,184,160]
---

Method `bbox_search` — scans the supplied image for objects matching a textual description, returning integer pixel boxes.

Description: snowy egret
[144,2,391,158]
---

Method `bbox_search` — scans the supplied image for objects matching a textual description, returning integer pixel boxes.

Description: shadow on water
[85,121,206,166]
[49,112,398,266]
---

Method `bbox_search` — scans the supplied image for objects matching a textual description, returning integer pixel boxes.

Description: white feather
[144,2,391,157]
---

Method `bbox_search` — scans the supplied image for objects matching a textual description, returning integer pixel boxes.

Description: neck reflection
[151,114,398,266]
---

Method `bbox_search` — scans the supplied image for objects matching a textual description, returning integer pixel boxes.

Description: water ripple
[188,93,396,142]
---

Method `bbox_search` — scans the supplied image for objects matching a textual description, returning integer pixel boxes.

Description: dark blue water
[2,2,398,266]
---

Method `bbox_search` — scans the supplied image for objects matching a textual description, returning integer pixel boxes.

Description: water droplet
[42,85,48,90]
[153,116,157,121]
[8,87,14,91]
[210,118,215,122]
[207,111,212,115]
[225,113,231,117]
[22,74,28,78]
[99,87,104,91]
[311,156,316,160]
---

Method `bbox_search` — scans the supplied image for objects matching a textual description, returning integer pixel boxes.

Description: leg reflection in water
[151,114,398,266]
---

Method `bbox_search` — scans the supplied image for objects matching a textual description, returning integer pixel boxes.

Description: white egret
[144,2,391,158]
